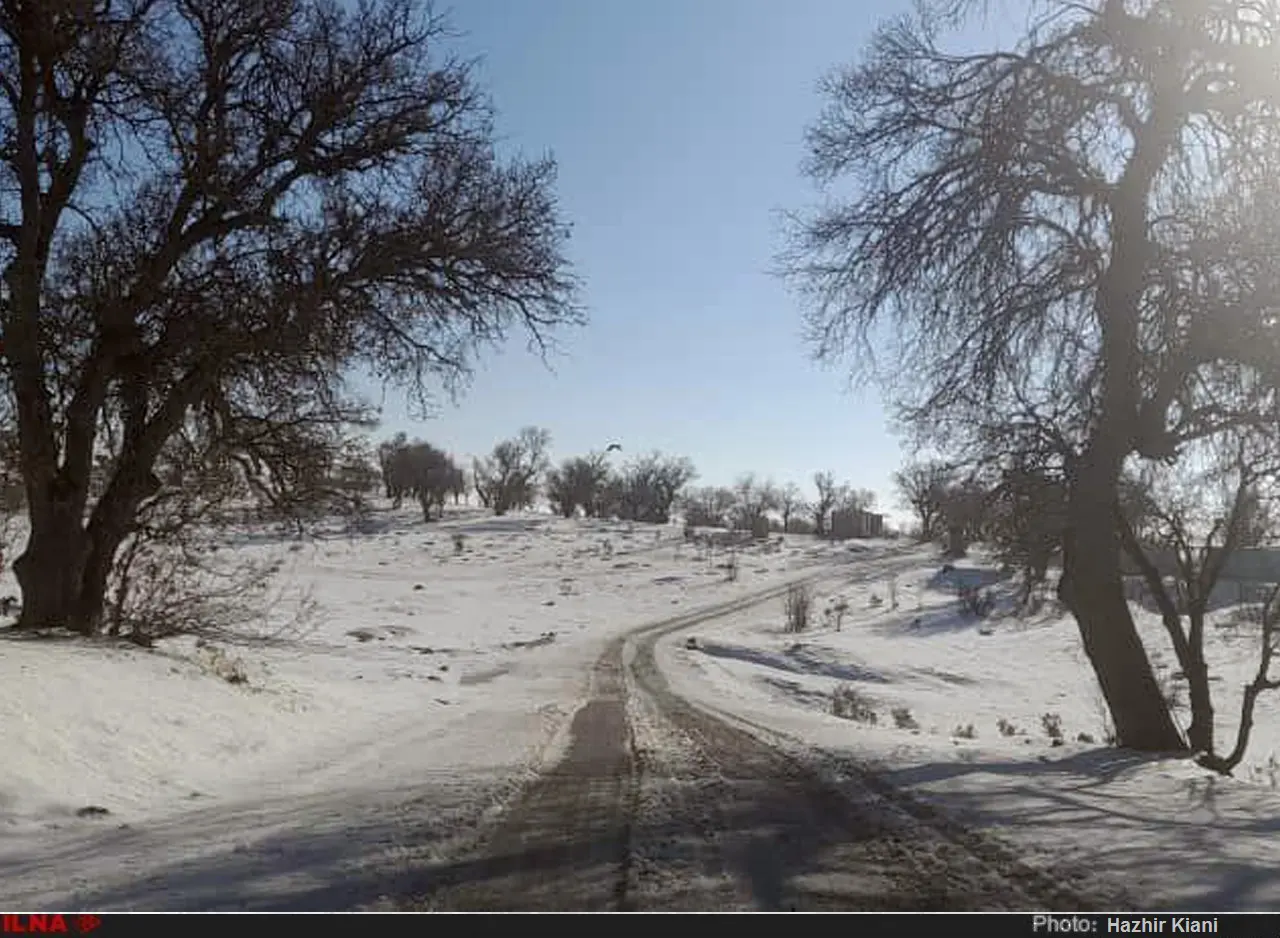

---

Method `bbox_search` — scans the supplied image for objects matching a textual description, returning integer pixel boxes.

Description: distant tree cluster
[681,485,740,529]
[546,452,612,518]
[892,462,955,543]
[376,434,466,522]
[608,453,697,524]
[678,471,876,537]
[378,427,697,525]
[473,427,552,516]
[894,457,1066,584]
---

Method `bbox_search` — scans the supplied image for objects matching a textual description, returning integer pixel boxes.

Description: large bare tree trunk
[14,447,161,635]
[14,484,92,632]
[1118,526,1212,752]
[74,523,133,636]
[1184,644,1214,755]
[74,462,167,634]
[15,504,137,636]
[1061,448,1187,753]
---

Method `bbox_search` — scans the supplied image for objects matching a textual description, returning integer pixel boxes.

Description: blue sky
[371,0,912,517]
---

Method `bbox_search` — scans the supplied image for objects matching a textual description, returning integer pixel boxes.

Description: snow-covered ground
[658,553,1280,912]
[0,506,862,910]
[9,507,1280,912]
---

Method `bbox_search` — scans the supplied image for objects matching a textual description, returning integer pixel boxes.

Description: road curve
[406,553,1119,912]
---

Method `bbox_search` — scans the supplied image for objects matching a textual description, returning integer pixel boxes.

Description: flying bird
[606,443,622,453]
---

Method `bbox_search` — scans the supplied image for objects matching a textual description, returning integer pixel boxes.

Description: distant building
[829,508,884,540]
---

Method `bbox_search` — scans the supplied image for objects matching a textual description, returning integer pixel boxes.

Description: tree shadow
[859,747,1280,912]
[926,566,1007,593]
[445,516,556,537]
[0,777,523,912]
[5,788,973,911]
[868,603,994,638]
[0,626,149,647]
[5,744,1154,913]
[878,747,1164,790]
[695,640,892,684]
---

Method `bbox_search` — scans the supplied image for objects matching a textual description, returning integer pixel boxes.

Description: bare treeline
[378,427,697,525]
[681,472,876,536]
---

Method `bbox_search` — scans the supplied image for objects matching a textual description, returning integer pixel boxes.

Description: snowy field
[658,554,1280,912]
[0,506,862,910]
[7,506,1280,911]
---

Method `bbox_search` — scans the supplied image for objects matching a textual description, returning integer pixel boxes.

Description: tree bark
[1183,634,1215,755]
[74,525,129,636]
[13,491,92,632]
[1059,105,1189,753]
[1061,446,1187,753]
[1117,523,1215,751]
[16,484,151,637]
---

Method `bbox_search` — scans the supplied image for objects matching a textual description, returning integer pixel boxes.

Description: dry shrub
[892,706,918,730]
[832,684,877,723]
[784,582,812,633]
[103,453,320,645]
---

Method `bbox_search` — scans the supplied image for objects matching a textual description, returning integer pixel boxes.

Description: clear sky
[371,0,912,517]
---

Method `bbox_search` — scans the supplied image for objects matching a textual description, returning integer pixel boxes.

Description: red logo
[74,918,100,935]
[2,916,68,933]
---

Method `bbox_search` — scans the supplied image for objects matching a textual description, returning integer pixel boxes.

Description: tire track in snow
[406,569,846,911]
[627,597,1116,911]
[409,547,1113,911]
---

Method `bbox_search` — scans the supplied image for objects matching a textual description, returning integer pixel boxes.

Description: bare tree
[988,463,1067,603]
[679,485,736,529]
[893,461,953,542]
[376,435,459,518]
[232,413,371,539]
[781,0,1280,750]
[1208,585,1280,776]
[473,458,494,509]
[595,474,623,520]
[545,452,610,518]
[406,443,461,522]
[378,434,422,509]
[732,474,779,533]
[105,438,280,642]
[472,427,552,516]
[836,486,876,514]
[378,433,412,503]
[544,464,575,518]
[936,477,990,559]
[809,473,870,537]
[448,465,467,505]
[812,471,838,538]
[778,482,804,534]
[613,452,696,524]
[0,1,582,635]
[1119,434,1280,761]
[330,439,381,522]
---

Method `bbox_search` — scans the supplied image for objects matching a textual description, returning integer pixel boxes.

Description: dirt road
[405,555,1117,912]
